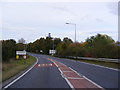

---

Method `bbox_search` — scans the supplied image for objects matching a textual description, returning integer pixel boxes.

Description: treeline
[2,39,16,62]
[27,34,120,59]
[2,38,26,62]
[2,34,120,62]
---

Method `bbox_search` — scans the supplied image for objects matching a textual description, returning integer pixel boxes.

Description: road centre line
[58,67,74,89]
[48,59,74,89]
[69,67,103,89]
[65,77,84,79]
[62,71,73,72]
[47,58,104,89]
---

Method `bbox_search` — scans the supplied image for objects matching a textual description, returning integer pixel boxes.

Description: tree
[54,38,61,49]
[56,42,69,57]
[18,38,26,44]
[63,37,73,44]
[2,39,16,62]
[16,43,25,51]
[85,34,116,58]
[67,43,86,57]
[45,37,53,54]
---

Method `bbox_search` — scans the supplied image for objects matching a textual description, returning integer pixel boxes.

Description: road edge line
[3,57,38,88]
[64,58,119,71]
[79,61,119,71]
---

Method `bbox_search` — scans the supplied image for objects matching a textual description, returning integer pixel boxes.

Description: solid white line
[64,78,75,90]
[4,57,39,88]
[66,77,84,79]
[46,58,103,89]
[58,68,74,90]
[69,67,104,89]
[58,68,63,74]
[78,61,119,71]
[83,76,104,89]
[69,67,83,77]
[64,58,119,71]
[62,71,73,72]
[51,58,104,89]
[53,62,59,68]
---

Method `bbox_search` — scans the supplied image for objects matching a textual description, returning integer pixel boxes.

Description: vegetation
[1,34,119,82]
[64,57,120,69]
[26,34,120,59]
[2,56,36,82]
[2,34,119,63]
[2,39,16,62]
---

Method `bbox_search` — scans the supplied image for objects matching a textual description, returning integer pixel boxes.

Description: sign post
[16,51,27,60]
[49,50,56,55]
[16,55,19,60]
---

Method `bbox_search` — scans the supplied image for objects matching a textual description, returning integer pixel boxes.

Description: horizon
[1,1,118,43]
[1,33,119,44]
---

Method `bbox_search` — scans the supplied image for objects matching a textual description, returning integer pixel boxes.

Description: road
[4,53,119,89]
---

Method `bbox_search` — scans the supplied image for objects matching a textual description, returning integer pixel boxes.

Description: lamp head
[66,23,69,24]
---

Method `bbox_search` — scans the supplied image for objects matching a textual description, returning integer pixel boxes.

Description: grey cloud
[96,18,105,23]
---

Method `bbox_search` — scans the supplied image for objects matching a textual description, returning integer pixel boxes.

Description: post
[75,24,76,43]
[66,23,77,43]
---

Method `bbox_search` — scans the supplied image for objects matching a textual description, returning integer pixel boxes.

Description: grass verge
[2,55,36,82]
[66,57,120,70]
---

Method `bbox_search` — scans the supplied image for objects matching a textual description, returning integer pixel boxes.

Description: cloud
[107,2,118,15]
[95,18,105,23]
[2,2,118,42]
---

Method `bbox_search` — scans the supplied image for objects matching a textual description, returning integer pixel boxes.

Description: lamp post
[52,38,55,56]
[66,23,76,43]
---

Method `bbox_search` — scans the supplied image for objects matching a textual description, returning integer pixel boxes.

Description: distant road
[4,53,119,89]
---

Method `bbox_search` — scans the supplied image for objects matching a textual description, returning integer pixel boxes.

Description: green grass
[2,56,36,82]
[67,58,120,70]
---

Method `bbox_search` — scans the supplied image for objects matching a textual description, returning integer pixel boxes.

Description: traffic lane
[8,56,70,88]
[44,55,118,88]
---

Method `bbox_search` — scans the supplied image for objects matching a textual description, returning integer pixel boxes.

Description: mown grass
[2,56,36,82]
[67,58,120,70]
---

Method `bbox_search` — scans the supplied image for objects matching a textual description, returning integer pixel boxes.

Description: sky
[0,0,119,43]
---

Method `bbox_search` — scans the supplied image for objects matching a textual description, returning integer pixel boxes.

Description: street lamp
[66,23,76,43]
[52,38,55,50]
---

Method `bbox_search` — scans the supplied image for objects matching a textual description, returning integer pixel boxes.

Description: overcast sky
[0,0,119,43]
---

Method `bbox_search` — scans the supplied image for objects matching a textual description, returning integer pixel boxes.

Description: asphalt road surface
[4,53,119,89]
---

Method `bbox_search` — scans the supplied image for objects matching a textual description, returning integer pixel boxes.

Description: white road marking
[83,76,104,89]
[69,67,83,77]
[62,71,73,72]
[79,61,119,71]
[64,58,119,71]
[69,67,104,89]
[50,64,52,66]
[58,68,74,90]
[66,77,84,79]
[48,59,74,89]
[38,64,40,67]
[4,57,39,88]
[47,58,104,89]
